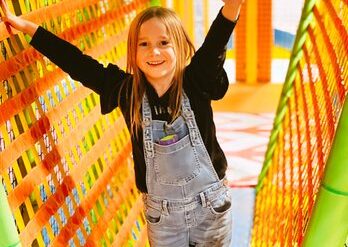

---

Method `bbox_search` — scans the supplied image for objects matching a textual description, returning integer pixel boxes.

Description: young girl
[1,0,243,246]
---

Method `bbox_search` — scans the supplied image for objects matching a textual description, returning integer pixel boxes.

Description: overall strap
[142,94,154,158]
[182,92,201,146]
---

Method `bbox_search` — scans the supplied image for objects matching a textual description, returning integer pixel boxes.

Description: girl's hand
[221,0,245,22]
[0,0,38,36]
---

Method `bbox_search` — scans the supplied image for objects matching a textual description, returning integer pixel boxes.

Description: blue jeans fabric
[142,92,232,247]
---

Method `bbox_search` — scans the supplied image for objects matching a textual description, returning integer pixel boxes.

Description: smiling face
[125,7,195,135]
[136,17,176,89]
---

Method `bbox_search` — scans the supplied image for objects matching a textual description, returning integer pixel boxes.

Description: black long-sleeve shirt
[30,9,237,193]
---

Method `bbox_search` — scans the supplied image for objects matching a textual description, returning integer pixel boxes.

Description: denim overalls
[142,92,232,247]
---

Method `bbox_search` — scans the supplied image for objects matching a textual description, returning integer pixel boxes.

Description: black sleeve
[185,9,237,100]
[30,26,129,97]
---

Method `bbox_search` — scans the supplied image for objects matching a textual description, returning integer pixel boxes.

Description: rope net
[251,0,347,245]
[0,0,150,246]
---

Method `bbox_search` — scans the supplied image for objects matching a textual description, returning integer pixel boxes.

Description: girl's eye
[139,42,148,47]
[160,40,169,46]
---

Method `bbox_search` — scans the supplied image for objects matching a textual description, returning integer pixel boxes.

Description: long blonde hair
[125,6,195,137]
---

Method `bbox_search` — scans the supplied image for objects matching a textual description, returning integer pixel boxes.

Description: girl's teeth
[148,61,163,65]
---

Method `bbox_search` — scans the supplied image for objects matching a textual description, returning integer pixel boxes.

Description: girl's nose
[151,46,160,55]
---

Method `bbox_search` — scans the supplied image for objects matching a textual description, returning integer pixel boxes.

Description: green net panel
[252,0,347,245]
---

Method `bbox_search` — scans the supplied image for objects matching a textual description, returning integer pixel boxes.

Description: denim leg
[189,209,232,247]
[147,223,189,247]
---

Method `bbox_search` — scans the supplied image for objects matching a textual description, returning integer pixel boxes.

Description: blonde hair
[125,6,195,137]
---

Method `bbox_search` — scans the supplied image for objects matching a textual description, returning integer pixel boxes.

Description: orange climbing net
[0,0,150,246]
[251,0,348,245]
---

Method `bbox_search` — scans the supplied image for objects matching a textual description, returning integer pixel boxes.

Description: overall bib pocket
[153,135,201,185]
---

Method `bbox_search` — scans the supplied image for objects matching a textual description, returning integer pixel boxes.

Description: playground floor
[214,112,274,246]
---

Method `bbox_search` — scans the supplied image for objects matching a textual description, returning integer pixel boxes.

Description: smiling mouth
[147,61,165,65]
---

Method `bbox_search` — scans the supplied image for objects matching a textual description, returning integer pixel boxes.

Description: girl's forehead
[141,17,165,28]
[139,17,169,37]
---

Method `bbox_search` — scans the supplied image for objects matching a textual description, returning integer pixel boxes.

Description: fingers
[0,0,7,23]
[1,0,14,34]
[0,0,5,10]
[0,0,14,25]
[0,0,10,15]
[0,0,5,15]
[0,2,5,22]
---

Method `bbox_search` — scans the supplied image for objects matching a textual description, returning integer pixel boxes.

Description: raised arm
[0,0,38,36]
[185,0,244,100]
[1,0,130,103]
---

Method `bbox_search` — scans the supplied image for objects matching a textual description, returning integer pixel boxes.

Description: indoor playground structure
[0,0,347,246]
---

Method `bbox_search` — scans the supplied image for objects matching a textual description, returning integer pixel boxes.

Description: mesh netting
[251,0,348,245]
[0,0,150,246]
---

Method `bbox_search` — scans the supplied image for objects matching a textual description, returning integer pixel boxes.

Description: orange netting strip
[251,0,348,245]
[0,0,151,246]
